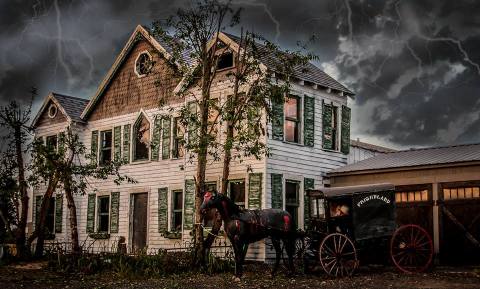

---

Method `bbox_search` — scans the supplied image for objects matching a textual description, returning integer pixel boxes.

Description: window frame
[46,135,58,152]
[99,129,113,166]
[216,51,234,71]
[171,189,183,232]
[97,195,110,233]
[395,184,432,207]
[45,196,56,235]
[284,95,301,144]
[228,179,246,207]
[172,117,185,159]
[285,180,300,226]
[203,181,218,227]
[134,51,153,77]
[133,114,151,162]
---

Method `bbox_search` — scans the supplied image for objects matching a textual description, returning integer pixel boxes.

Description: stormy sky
[1,0,479,149]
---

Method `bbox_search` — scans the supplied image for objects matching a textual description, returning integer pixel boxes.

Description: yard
[1,261,479,289]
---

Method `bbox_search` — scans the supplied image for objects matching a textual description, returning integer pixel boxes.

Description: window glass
[135,52,152,76]
[229,180,245,207]
[203,182,217,227]
[285,181,299,226]
[98,196,110,233]
[45,197,55,234]
[331,106,338,150]
[100,130,112,166]
[173,117,185,158]
[172,190,183,232]
[395,189,429,203]
[284,96,300,143]
[134,114,150,161]
[46,135,58,152]
[443,186,480,200]
[217,52,234,70]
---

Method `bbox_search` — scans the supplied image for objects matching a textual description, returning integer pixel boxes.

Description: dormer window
[135,52,153,77]
[48,104,58,118]
[133,113,150,161]
[217,52,234,70]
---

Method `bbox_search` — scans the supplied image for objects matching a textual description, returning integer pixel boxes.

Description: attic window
[48,104,58,118]
[217,52,234,70]
[135,52,153,77]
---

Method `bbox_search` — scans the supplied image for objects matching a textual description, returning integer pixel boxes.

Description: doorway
[130,193,148,253]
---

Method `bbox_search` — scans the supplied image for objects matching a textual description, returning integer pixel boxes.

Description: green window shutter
[151,116,162,161]
[113,126,122,162]
[304,178,314,229]
[58,132,65,152]
[122,124,131,163]
[35,195,42,229]
[110,192,120,233]
[322,101,333,150]
[86,193,96,233]
[158,187,168,233]
[340,105,351,154]
[272,98,284,140]
[183,179,195,230]
[91,130,99,164]
[162,116,171,160]
[303,96,315,147]
[187,102,197,145]
[55,194,63,233]
[271,173,283,209]
[248,173,263,209]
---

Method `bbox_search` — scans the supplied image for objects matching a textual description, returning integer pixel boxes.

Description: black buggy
[298,183,434,277]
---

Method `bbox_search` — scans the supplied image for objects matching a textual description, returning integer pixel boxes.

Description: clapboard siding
[264,83,348,261]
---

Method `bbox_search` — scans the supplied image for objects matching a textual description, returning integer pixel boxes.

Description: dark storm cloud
[0,0,479,148]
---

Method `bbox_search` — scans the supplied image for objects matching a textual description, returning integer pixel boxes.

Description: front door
[131,193,148,253]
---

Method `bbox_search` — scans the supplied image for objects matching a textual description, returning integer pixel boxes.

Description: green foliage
[46,250,233,277]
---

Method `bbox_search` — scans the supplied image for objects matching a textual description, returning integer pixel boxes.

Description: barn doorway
[440,182,480,264]
[130,193,148,253]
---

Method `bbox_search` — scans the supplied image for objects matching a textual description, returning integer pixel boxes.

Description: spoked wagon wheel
[319,233,358,277]
[390,224,433,273]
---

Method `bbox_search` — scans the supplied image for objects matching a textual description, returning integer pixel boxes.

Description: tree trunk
[33,175,58,258]
[203,120,233,250]
[14,126,29,259]
[64,177,80,254]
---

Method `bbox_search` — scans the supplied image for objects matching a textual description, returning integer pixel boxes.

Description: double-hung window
[172,117,184,158]
[285,181,299,227]
[45,197,55,234]
[203,182,218,227]
[331,106,339,151]
[285,96,300,143]
[172,190,183,232]
[97,196,110,233]
[46,135,58,152]
[99,130,112,166]
[228,180,245,208]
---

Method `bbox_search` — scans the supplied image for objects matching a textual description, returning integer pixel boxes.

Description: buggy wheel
[281,237,305,271]
[390,224,433,273]
[319,233,358,277]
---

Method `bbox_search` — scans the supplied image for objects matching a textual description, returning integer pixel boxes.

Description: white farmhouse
[30,25,354,262]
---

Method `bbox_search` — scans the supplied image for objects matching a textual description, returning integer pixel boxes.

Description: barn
[326,143,480,264]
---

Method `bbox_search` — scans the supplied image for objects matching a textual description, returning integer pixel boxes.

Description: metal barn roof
[330,143,480,174]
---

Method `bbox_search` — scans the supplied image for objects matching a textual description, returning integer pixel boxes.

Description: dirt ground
[0,262,479,289]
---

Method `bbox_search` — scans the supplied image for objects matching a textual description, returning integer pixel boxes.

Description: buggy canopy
[307,183,395,198]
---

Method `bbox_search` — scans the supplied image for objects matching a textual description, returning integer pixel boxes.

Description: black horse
[200,191,296,279]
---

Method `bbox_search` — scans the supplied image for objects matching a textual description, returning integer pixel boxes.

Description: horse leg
[271,237,282,276]
[285,237,295,276]
[232,238,244,280]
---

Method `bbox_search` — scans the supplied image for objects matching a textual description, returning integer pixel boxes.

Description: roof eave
[327,160,480,177]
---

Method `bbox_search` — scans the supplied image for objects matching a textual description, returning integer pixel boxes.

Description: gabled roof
[81,25,176,120]
[32,92,89,127]
[224,33,354,95]
[350,139,396,153]
[329,143,480,175]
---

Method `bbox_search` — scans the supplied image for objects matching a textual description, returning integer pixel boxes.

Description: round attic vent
[135,51,153,77]
[48,103,58,118]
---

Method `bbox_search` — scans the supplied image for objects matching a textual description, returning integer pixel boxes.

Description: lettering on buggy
[356,194,391,207]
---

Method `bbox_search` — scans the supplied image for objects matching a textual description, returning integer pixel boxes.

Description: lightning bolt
[234,0,281,41]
